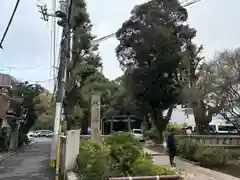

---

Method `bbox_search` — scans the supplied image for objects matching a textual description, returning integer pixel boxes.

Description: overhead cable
[0,0,21,49]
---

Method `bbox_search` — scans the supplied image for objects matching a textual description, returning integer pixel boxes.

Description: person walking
[167,129,176,166]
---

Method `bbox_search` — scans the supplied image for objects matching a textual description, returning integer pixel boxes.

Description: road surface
[0,138,54,180]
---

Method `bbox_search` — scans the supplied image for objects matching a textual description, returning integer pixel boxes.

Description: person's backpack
[167,134,174,148]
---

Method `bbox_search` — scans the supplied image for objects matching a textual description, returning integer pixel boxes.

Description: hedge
[75,132,180,180]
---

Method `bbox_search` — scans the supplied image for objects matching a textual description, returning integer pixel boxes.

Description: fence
[176,134,240,147]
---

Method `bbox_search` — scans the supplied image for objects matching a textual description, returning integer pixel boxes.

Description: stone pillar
[90,93,101,143]
[128,116,131,132]
[110,117,113,133]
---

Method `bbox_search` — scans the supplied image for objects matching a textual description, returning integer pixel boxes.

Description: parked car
[45,131,53,138]
[32,130,52,137]
[132,129,144,142]
[38,130,52,137]
[33,131,41,137]
[27,131,34,137]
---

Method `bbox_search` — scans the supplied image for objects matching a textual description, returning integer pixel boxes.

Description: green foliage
[104,131,142,149]
[116,0,197,141]
[131,158,175,176]
[177,138,229,167]
[105,132,143,175]
[64,0,102,130]
[12,82,45,133]
[76,140,110,180]
[177,138,199,161]
[76,132,179,179]
[144,127,161,143]
[194,146,228,167]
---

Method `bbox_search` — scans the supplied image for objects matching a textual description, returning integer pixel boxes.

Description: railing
[176,135,240,147]
[80,135,109,140]
[109,175,180,180]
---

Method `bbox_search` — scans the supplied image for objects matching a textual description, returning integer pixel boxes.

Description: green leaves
[116,0,195,111]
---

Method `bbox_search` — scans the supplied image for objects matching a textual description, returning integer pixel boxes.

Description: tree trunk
[150,107,173,143]
[193,101,204,133]
[192,101,212,134]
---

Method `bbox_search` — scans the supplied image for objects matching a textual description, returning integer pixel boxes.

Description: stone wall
[176,135,240,147]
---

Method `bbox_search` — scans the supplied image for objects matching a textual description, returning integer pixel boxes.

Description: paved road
[0,138,54,180]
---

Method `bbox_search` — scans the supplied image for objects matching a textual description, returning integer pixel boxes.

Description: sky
[0,0,240,92]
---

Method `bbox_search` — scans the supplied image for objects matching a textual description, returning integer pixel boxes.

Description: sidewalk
[144,148,239,180]
[0,138,54,180]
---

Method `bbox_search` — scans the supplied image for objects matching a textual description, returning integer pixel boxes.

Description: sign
[90,94,101,142]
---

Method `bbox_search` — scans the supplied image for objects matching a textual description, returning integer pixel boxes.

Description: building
[0,73,19,128]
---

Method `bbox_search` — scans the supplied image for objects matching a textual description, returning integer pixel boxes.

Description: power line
[0,0,21,49]
[28,78,56,83]
[92,0,203,45]
[0,64,43,70]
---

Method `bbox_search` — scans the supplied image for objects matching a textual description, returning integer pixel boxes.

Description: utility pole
[38,1,70,179]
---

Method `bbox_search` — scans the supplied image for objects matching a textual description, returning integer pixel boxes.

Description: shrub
[167,123,185,135]
[104,132,143,175]
[76,132,179,179]
[75,140,110,180]
[194,146,229,167]
[131,157,175,176]
[143,128,161,143]
[226,149,240,160]
[177,138,199,161]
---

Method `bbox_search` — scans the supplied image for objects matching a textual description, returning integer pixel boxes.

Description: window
[133,130,142,134]
[218,125,236,132]
[209,125,216,132]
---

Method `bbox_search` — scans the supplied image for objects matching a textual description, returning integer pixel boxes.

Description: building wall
[165,106,227,127]
[0,94,9,119]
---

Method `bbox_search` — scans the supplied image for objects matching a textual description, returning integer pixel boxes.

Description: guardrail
[109,175,180,180]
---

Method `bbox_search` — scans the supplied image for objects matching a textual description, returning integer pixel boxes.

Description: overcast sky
[0,0,240,92]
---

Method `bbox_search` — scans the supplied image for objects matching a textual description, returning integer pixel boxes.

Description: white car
[27,131,34,138]
[132,129,144,142]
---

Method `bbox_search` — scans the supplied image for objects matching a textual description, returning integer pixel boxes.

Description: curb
[67,172,78,180]
[150,153,166,156]
[175,157,200,165]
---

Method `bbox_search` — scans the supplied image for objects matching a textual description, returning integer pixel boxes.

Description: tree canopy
[115,0,196,140]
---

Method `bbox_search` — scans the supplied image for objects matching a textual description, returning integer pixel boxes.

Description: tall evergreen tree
[64,0,101,131]
[116,0,196,141]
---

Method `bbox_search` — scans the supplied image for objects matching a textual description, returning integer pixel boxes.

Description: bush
[76,132,179,179]
[75,140,111,180]
[143,128,161,143]
[176,138,229,168]
[226,149,240,160]
[177,138,199,161]
[167,123,185,135]
[194,146,229,167]
[104,132,144,175]
[131,157,175,176]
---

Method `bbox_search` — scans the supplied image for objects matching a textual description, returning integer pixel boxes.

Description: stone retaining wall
[176,135,240,147]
